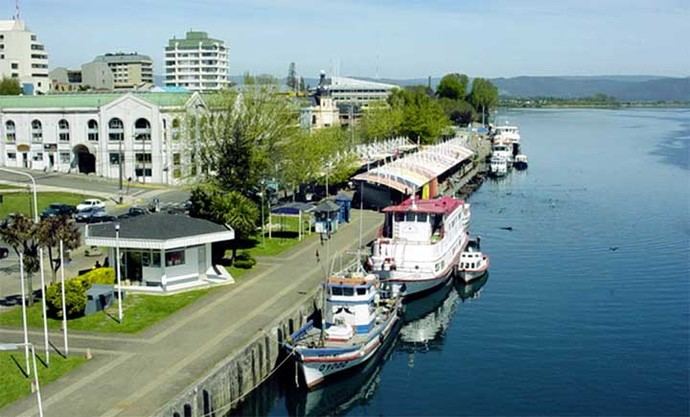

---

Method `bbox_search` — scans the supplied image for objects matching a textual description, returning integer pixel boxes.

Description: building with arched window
[0,91,206,184]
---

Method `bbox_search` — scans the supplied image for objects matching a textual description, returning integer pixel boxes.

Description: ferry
[369,196,471,297]
[285,265,402,389]
[489,154,508,177]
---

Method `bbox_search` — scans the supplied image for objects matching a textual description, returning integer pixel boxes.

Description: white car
[76,199,106,212]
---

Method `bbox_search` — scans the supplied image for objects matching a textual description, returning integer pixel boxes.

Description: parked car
[118,206,150,219]
[76,199,106,212]
[40,203,77,219]
[0,247,9,259]
[86,213,117,224]
[75,207,106,222]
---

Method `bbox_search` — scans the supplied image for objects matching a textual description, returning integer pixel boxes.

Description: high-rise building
[165,31,229,92]
[89,53,153,90]
[0,19,49,94]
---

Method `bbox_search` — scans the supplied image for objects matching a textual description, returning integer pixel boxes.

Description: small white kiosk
[85,214,235,293]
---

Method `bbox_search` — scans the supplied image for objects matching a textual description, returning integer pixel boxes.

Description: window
[356,287,367,295]
[58,119,70,142]
[331,286,343,296]
[108,118,124,141]
[165,249,185,266]
[171,118,180,140]
[5,120,15,142]
[33,152,43,161]
[135,168,152,177]
[152,251,161,267]
[7,152,16,160]
[343,287,354,296]
[172,153,181,165]
[87,120,99,141]
[31,119,42,142]
[11,62,18,69]
[59,152,70,164]
[109,153,121,165]
[134,118,151,141]
[135,153,152,163]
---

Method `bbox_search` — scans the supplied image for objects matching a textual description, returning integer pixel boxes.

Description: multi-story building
[50,52,153,92]
[0,19,49,94]
[0,92,206,185]
[165,31,229,92]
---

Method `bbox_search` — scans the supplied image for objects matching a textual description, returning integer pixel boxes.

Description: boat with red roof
[369,195,471,297]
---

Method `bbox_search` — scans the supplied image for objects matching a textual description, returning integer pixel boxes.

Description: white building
[0,91,206,185]
[0,19,49,94]
[164,31,229,92]
[85,213,235,293]
[51,52,154,92]
[318,75,398,106]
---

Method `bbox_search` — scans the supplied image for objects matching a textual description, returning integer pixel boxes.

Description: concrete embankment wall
[154,286,324,417]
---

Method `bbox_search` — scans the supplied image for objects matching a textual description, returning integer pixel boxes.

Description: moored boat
[457,249,490,283]
[489,154,508,177]
[369,196,470,297]
[285,264,402,389]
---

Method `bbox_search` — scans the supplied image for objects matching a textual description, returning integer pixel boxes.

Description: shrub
[46,279,89,319]
[233,252,256,269]
[45,267,115,319]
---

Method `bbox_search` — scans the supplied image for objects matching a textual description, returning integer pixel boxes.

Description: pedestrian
[315,249,320,263]
[103,256,110,267]
[320,233,324,245]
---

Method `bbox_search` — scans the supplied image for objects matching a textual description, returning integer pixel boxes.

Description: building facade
[0,92,205,185]
[0,19,49,94]
[165,31,229,92]
[50,52,153,92]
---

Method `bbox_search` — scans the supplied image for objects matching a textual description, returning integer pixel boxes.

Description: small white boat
[489,154,508,177]
[514,154,528,170]
[457,250,489,283]
[285,266,402,389]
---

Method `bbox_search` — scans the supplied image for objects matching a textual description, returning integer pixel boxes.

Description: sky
[11,0,690,79]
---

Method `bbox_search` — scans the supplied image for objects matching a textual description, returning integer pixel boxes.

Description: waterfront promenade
[0,209,384,417]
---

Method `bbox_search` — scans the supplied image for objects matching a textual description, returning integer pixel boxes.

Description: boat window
[405,212,416,222]
[417,213,428,222]
[356,287,367,295]
[331,286,343,296]
[395,213,404,222]
[343,287,354,296]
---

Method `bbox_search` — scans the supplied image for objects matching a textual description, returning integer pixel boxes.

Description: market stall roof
[314,200,341,213]
[271,202,315,215]
[352,137,474,194]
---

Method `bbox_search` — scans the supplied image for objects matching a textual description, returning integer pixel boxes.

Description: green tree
[0,76,21,95]
[438,98,476,126]
[469,78,499,124]
[389,87,451,144]
[35,216,81,283]
[437,73,469,100]
[358,101,404,142]
[197,87,299,199]
[286,62,298,91]
[45,279,88,319]
[0,214,40,305]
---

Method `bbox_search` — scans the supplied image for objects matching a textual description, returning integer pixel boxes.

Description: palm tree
[213,190,259,259]
[0,214,40,305]
[35,216,81,283]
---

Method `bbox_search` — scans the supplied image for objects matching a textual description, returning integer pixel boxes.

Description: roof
[167,31,226,48]
[0,92,194,110]
[94,53,153,64]
[87,214,230,240]
[383,196,464,215]
[271,202,315,215]
[314,200,341,213]
[353,137,474,194]
[326,76,398,90]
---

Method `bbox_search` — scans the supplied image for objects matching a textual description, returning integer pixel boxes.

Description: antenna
[14,0,20,20]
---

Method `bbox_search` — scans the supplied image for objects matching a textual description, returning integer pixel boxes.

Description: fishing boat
[457,249,490,282]
[285,262,402,389]
[369,196,471,297]
[489,154,508,177]
[514,154,529,170]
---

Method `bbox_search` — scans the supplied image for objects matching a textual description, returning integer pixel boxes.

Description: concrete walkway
[0,209,384,417]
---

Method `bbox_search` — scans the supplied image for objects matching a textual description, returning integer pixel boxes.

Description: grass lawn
[0,191,97,218]
[0,351,85,410]
[246,234,304,257]
[0,288,212,334]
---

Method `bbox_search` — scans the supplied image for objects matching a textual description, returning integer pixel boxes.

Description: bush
[45,267,115,319]
[46,279,89,319]
[233,252,256,269]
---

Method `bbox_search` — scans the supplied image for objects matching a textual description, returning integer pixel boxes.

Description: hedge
[233,252,257,269]
[45,267,116,319]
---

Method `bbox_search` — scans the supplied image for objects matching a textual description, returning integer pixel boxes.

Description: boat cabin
[459,251,484,270]
[379,196,464,244]
[325,273,378,337]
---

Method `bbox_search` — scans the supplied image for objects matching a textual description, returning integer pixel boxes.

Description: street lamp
[18,252,30,374]
[59,240,68,355]
[115,223,123,323]
[0,343,44,417]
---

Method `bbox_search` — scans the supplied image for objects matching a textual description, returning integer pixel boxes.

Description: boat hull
[385,268,454,299]
[458,269,488,283]
[514,161,528,170]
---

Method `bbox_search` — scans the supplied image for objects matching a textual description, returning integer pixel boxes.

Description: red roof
[382,196,464,214]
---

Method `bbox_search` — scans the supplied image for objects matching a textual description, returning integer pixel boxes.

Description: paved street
[0,209,384,417]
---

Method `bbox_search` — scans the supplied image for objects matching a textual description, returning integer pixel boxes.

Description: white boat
[369,196,470,297]
[285,265,402,389]
[491,142,513,163]
[514,154,528,170]
[457,248,490,283]
[489,154,508,177]
[493,125,521,145]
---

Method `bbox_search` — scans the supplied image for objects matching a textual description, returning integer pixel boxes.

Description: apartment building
[165,31,229,92]
[0,19,49,94]
[51,52,153,91]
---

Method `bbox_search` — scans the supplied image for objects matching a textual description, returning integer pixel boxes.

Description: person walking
[315,249,320,263]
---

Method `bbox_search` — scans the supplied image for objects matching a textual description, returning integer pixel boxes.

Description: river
[231,108,690,416]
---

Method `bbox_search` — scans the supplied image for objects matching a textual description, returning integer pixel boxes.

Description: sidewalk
[0,209,384,417]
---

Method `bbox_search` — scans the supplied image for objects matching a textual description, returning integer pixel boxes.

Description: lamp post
[0,168,38,221]
[0,343,43,417]
[18,252,30,375]
[59,240,68,355]
[115,223,123,323]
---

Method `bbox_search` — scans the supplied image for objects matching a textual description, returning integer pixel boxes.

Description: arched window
[108,118,123,141]
[58,119,70,142]
[171,118,180,141]
[31,119,42,142]
[87,119,99,141]
[5,120,15,142]
[134,118,151,141]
